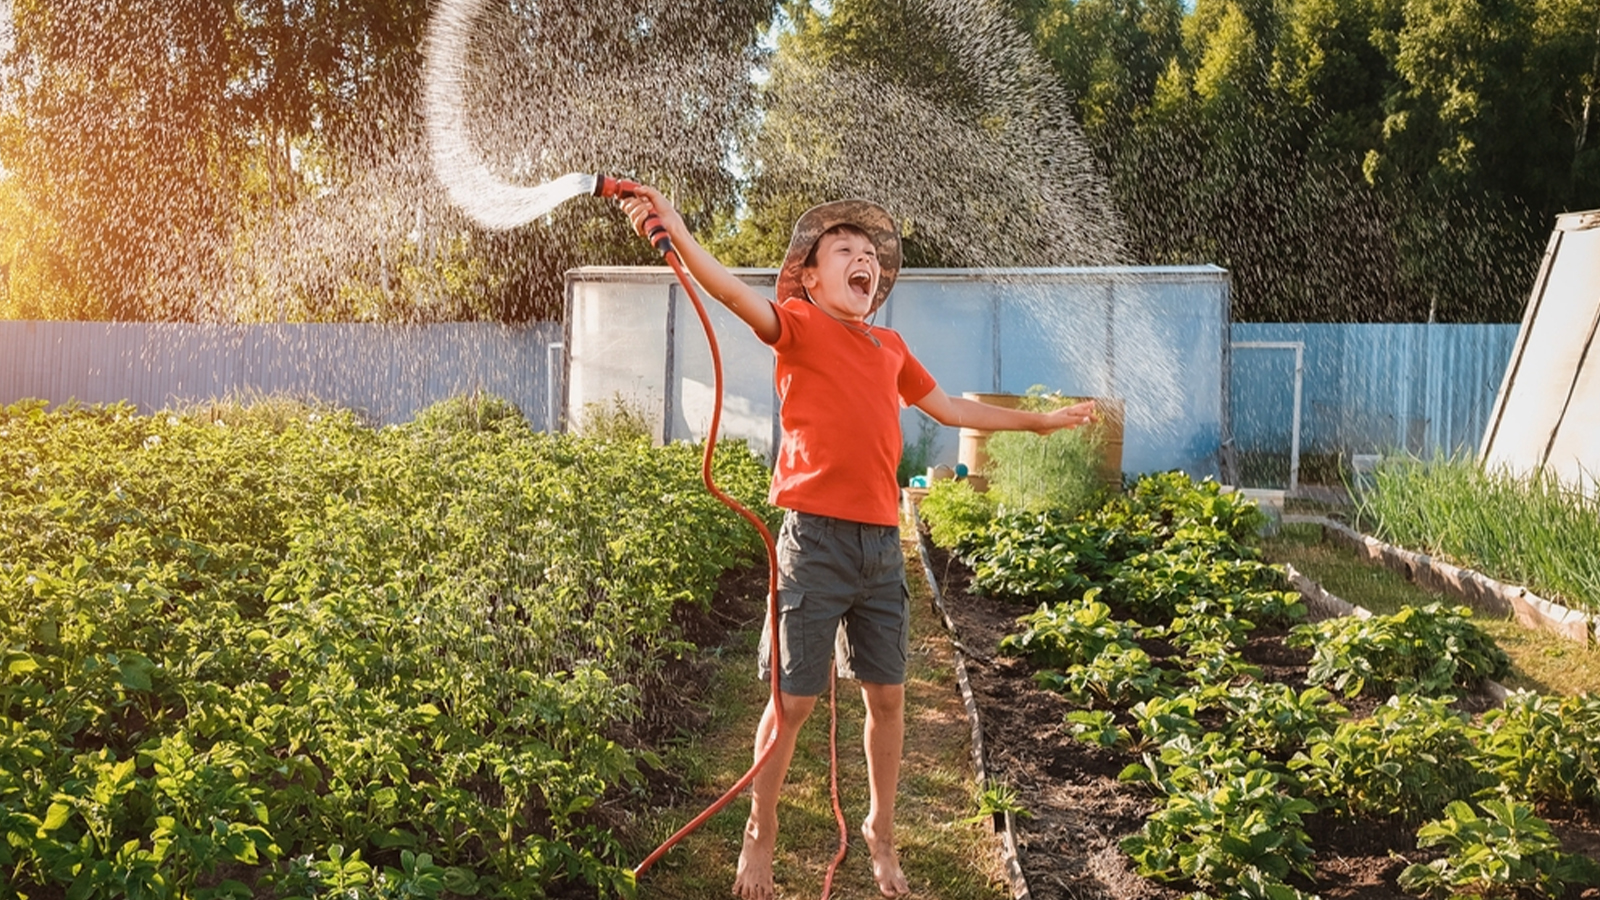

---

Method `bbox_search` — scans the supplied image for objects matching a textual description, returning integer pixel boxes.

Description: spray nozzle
[594,173,673,256]
[592,174,643,199]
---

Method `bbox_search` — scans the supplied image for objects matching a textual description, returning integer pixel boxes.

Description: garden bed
[916,538,1600,900]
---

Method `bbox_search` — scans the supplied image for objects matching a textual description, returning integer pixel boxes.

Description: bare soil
[919,541,1600,900]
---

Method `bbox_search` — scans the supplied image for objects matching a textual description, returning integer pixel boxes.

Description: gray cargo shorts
[758,509,911,696]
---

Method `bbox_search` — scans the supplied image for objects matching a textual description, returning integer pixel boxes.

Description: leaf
[40,801,73,833]
[5,652,39,676]
[1118,763,1155,783]
[116,654,156,691]
[373,827,419,849]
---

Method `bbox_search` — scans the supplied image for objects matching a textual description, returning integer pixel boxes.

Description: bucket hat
[774,199,902,313]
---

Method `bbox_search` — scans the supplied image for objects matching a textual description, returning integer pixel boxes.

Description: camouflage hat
[775,199,902,312]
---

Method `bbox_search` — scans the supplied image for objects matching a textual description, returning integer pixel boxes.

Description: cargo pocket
[760,588,821,694]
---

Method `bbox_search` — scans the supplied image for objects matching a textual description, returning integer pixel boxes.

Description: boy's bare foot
[733,819,777,900]
[861,821,911,897]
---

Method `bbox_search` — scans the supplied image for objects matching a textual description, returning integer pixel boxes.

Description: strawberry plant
[1287,603,1511,698]
[1121,756,1317,896]
[1109,546,1300,624]
[1034,643,1170,707]
[1125,693,1207,748]
[1477,691,1600,806]
[999,589,1137,669]
[1063,709,1133,749]
[1290,694,1493,822]
[941,468,1598,900]
[964,510,1150,602]
[1398,799,1600,900]
[1114,471,1267,552]
[1213,683,1347,756]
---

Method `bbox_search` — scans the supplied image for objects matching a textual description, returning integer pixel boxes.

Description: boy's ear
[800,267,819,290]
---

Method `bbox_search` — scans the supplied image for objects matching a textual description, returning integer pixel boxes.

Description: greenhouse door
[1230,341,1303,493]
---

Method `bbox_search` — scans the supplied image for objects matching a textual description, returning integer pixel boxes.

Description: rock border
[1285,515,1597,646]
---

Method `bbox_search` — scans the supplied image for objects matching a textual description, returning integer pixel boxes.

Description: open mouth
[848,271,873,298]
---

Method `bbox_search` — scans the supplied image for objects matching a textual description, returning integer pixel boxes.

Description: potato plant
[0,396,774,898]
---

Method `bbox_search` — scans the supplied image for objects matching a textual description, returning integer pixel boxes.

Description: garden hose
[598,177,851,895]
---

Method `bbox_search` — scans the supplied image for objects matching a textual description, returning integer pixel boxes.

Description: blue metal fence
[0,321,563,428]
[1230,323,1518,464]
[1,318,1520,480]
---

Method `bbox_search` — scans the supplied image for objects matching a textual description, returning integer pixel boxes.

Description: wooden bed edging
[1285,515,1596,647]
[904,495,1031,900]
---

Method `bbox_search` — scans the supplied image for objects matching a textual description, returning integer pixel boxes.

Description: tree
[0,0,774,322]
[1361,0,1592,321]
[1025,0,1186,147]
[1,0,241,319]
[709,0,1127,271]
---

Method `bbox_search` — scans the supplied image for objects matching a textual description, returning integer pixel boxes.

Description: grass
[630,532,1008,900]
[1262,522,1600,697]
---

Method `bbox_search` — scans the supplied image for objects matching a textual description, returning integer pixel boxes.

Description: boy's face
[800,230,880,322]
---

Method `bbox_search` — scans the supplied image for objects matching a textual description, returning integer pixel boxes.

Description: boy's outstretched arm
[621,186,781,344]
[913,387,1096,435]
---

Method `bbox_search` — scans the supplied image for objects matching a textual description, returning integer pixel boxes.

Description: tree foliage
[1023,0,1600,321]
[707,0,1127,271]
[0,0,771,321]
[1,0,1597,322]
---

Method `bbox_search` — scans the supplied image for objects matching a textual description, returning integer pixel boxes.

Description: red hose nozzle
[595,173,673,256]
[593,174,643,199]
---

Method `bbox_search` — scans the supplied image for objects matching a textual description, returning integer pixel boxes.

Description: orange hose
[631,246,850,897]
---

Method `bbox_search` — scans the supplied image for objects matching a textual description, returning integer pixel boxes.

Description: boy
[622,188,1095,899]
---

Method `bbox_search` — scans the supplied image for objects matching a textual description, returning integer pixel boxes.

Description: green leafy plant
[962,779,1034,826]
[999,589,1137,669]
[985,424,1107,519]
[1034,642,1169,707]
[1062,709,1132,749]
[0,397,773,897]
[916,478,996,550]
[1126,693,1207,748]
[1214,683,1348,756]
[1398,799,1600,900]
[1287,602,1511,697]
[409,390,526,435]
[1120,764,1317,895]
[1290,694,1493,823]
[577,391,652,442]
[1115,471,1268,552]
[965,510,1136,601]
[1356,453,1600,614]
[1476,690,1600,806]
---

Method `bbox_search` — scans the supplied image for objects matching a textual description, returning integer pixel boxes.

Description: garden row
[919,472,1600,900]
[1355,455,1600,615]
[0,396,774,899]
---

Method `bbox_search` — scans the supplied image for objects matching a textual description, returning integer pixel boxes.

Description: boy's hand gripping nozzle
[594,174,673,256]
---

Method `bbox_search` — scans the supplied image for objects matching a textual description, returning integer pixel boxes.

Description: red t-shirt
[763,297,938,526]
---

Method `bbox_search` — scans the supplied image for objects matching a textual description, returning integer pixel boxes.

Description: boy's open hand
[1034,399,1097,435]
